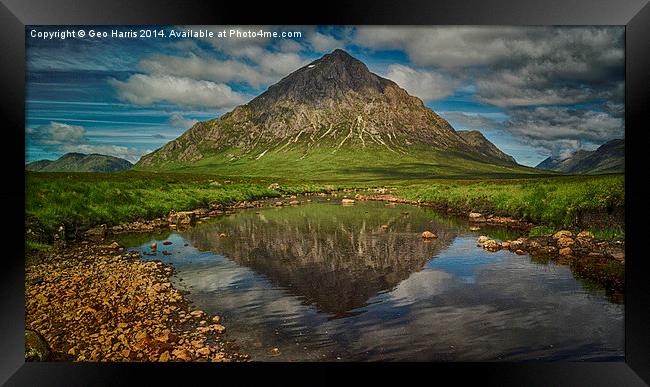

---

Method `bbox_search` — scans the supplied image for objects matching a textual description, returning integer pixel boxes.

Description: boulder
[167,210,196,226]
[514,249,526,255]
[483,239,500,252]
[289,200,300,206]
[421,231,437,239]
[553,230,573,239]
[25,330,51,361]
[556,237,575,248]
[267,183,281,190]
[274,202,283,207]
[84,224,107,240]
[477,236,489,244]
[559,247,573,256]
[341,199,355,205]
[468,212,486,222]
[577,231,594,240]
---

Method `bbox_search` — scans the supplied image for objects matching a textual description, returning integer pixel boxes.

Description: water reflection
[126,200,623,361]
[181,203,458,315]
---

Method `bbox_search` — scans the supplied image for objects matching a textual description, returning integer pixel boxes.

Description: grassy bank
[394,174,624,232]
[26,171,338,241]
[26,171,624,245]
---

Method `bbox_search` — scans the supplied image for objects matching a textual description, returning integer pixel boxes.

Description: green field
[135,144,547,182]
[26,169,624,247]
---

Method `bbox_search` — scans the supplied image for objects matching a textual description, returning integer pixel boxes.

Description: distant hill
[135,49,537,180]
[536,139,624,174]
[457,130,516,165]
[26,153,133,172]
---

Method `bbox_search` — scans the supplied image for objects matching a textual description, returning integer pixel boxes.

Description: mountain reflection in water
[127,199,623,361]
[181,203,457,316]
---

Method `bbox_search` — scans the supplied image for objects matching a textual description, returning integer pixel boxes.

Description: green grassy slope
[134,144,547,183]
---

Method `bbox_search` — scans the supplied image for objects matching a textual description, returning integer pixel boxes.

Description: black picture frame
[2,0,649,385]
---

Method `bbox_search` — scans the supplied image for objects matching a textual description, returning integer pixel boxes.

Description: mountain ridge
[26,153,133,172]
[535,139,624,174]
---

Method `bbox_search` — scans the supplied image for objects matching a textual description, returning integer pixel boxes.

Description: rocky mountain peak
[248,49,396,107]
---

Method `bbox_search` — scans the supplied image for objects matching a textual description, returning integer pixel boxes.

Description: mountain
[136,49,532,180]
[535,139,624,174]
[457,130,516,165]
[26,153,133,172]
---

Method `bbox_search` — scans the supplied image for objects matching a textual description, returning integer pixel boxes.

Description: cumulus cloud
[354,26,624,108]
[440,112,501,130]
[27,121,86,145]
[168,113,199,129]
[307,31,346,53]
[138,53,271,87]
[444,108,624,157]
[109,74,249,108]
[383,64,458,102]
[27,121,147,162]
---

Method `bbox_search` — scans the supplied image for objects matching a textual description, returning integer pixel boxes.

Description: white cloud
[138,53,271,87]
[307,31,345,53]
[383,64,457,102]
[168,113,199,129]
[354,26,624,108]
[27,121,147,162]
[27,121,86,145]
[109,74,249,108]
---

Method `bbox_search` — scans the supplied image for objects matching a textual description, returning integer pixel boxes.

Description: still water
[122,199,623,361]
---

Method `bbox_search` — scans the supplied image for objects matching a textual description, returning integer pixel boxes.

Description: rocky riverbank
[25,241,249,362]
[475,230,625,302]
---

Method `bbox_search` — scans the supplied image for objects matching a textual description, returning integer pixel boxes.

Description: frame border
[3,0,649,385]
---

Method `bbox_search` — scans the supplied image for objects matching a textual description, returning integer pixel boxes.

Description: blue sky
[26,26,624,166]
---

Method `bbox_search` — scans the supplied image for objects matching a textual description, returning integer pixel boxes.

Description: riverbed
[119,199,624,361]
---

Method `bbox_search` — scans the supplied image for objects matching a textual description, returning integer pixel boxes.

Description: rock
[162,251,172,256]
[167,210,196,226]
[289,200,300,206]
[270,347,280,355]
[500,241,511,249]
[515,249,526,255]
[267,183,281,190]
[577,231,594,240]
[190,310,204,318]
[477,236,489,244]
[163,241,172,245]
[25,330,51,361]
[274,202,283,207]
[172,348,192,361]
[381,224,389,229]
[150,242,157,250]
[483,239,500,252]
[219,233,228,238]
[556,237,575,248]
[109,241,120,249]
[559,247,573,256]
[468,212,486,222]
[421,231,437,239]
[209,324,226,334]
[341,199,355,205]
[469,226,481,231]
[197,347,211,356]
[509,239,524,249]
[84,224,107,240]
[159,351,171,362]
[211,315,222,324]
[553,230,573,239]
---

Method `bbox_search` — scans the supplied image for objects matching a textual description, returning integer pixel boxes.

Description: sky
[25,25,625,166]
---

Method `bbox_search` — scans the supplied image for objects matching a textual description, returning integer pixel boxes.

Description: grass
[395,174,624,230]
[135,144,548,183]
[25,171,624,245]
